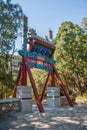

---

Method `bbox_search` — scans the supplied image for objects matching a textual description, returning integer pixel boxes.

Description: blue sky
[12,0,87,50]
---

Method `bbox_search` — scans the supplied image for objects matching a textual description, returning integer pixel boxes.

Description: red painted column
[53,65,73,107]
[26,63,44,113]
[13,66,22,97]
[49,70,55,87]
[40,73,50,102]
[21,57,27,86]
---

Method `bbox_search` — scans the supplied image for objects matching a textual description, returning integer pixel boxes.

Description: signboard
[19,28,56,72]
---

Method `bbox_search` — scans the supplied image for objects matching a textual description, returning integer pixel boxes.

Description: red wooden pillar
[13,66,22,97]
[21,57,27,86]
[53,65,73,107]
[40,73,50,102]
[13,56,27,98]
[26,63,44,113]
[49,70,55,87]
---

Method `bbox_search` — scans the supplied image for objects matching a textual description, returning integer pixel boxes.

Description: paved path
[0,100,87,130]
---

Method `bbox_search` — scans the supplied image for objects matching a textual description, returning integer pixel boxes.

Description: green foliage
[54,21,87,96]
[0,0,23,98]
[0,84,13,99]
[32,69,47,95]
[0,0,22,53]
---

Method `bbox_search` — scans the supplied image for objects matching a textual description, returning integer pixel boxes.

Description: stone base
[20,99,32,113]
[47,87,60,108]
[16,86,32,113]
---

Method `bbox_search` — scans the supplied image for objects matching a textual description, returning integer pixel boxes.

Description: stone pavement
[0,100,87,130]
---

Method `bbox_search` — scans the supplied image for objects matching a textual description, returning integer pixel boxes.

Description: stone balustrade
[0,98,20,118]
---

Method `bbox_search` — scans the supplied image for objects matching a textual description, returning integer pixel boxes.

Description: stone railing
[0,98,20,118]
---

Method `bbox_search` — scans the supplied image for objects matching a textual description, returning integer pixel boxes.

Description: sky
[11,0,87,50]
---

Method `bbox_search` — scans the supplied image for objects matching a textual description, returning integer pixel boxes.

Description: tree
[54,21,87,96]
[0,0,23,98]
[0,0,22,53]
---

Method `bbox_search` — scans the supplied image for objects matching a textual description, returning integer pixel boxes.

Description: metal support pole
[40,73,50,102]
[26,63,44,113]
[53,65,73,107]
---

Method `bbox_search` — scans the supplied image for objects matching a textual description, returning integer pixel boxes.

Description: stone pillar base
[16,86,32,113]
[47,87,60,108]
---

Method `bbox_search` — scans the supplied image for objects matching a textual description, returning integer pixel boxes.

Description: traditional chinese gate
[13,16,73,113]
